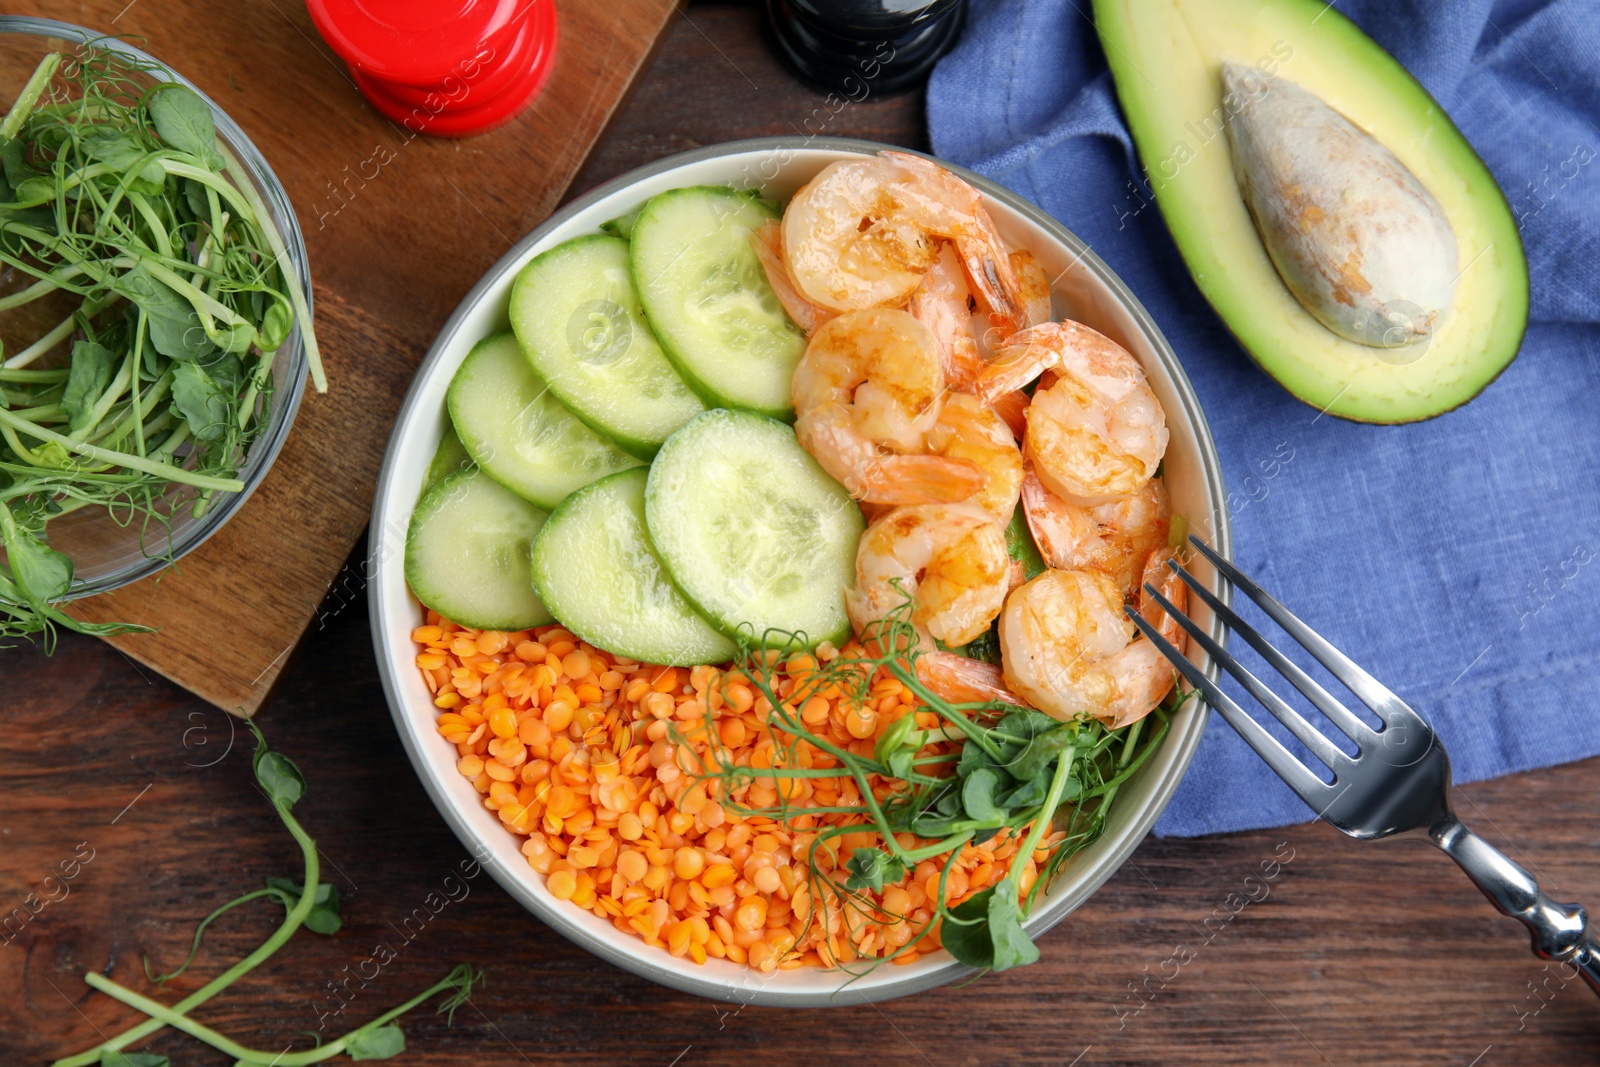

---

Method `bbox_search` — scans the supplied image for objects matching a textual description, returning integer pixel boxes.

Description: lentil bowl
[370,139,1231,1006]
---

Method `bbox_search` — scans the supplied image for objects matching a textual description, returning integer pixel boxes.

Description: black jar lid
[765,0,968,97]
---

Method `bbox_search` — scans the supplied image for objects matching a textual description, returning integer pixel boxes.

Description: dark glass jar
[765,0,967,97]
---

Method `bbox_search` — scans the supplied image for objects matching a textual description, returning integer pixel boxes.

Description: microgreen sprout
[0,43,323,644]
[692,596,1178,977]
[54,722,477,1066]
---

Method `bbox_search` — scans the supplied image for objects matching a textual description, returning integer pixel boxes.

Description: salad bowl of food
[0,17,318,640]
[369,138,1230,1005]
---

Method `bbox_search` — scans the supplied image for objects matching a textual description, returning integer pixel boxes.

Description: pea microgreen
[142,884,295,986]
[695,597,1178,979]
[344,1024,406,1061]
[253,725,306,808]
[98,1053,169,1067]
[842,847,909,893]
[54,722,478,1067]
[940,875,1040,972]
[0,44,324,644]
[266,877,343,935]
[145,83,222,166]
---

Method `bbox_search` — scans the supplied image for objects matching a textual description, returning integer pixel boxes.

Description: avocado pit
[1221,63,1458,350]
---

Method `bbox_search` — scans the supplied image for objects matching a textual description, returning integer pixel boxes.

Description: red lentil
[416,611,1061,973]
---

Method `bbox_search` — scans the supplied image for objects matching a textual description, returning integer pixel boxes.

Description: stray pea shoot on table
[0,43,324,645]
[53,722,481,1067]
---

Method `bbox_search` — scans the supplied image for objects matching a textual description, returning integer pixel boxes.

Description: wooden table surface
[3,5,1596,1065]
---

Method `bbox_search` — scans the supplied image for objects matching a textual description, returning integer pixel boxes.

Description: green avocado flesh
[1094,0,1528,423]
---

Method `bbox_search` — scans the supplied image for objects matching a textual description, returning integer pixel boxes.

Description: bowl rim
[368,135,1232,1005]
[0,15,313,599]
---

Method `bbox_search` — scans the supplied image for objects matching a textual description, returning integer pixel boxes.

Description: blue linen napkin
[927,0,1600,836]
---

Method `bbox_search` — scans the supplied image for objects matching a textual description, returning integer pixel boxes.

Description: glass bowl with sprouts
[0,17,317,644]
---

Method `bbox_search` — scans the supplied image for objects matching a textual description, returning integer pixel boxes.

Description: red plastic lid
[307,0,557,137]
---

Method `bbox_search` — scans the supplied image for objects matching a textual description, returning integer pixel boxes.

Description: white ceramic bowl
[369,138,1231,1006]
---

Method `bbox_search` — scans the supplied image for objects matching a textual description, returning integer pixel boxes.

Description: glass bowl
[369,138,1233,1006]
[0,16,311,599]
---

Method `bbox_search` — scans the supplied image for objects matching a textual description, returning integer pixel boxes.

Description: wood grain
[2,6,1596,1067]
[24,0,680,711]
[4,599,1596,1066]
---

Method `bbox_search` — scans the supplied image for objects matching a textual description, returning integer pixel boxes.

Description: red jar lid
[307,0,558,137]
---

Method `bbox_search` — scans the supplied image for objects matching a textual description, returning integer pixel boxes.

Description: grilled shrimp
[909,241,984,390]
[847,504,1011,649]
[1010,249,1053,330]
[751,221,834,334]
[782,153,1024,331]
[924,393,1023,524]
[997,552,1187,728]
[917,651,1024,706]
[1100,551,1192,728]
[792,308,986,504]
[908,242,1033,444]
[1021,469,1171,598]
[883,151,1026,335]
[979,321,1167,505]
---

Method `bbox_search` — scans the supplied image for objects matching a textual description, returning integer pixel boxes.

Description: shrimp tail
[940,332,986,393]
[990,388,1029,440]
[957,205,1027,338]
[856,454,988,505]
[1135,548,1189,649]
[878,151,1027,337]
[977,336,1058,402]
[977,319,1132,402]
[917,650,1026,706]
[751,221,833,334]
[1096,548,1192,730]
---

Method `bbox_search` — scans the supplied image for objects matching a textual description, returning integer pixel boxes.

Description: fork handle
[1431,814,1600,997]
[1576,942,1600,997]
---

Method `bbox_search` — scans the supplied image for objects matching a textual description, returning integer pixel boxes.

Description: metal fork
[1126,536,1600,997]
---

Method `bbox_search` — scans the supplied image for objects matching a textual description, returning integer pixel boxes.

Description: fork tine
[1188,537,1406,725]
[1165,559,1378,747]
[1124,601,1337,806]
[1141,578,1355,773]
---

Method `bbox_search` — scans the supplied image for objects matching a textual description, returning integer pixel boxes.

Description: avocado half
[1093,0,1529,423]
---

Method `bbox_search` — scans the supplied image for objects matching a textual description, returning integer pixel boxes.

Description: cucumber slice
[531,468,737,666]
[631,187,806,419]
[447,332,641,509]
[600,210,639,239]
[424,422,474,495]
[645,409,863,648]
[406,468,554,631]
[509,235,705,459]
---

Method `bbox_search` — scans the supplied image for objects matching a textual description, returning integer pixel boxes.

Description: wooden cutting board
[19,0,680,712]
